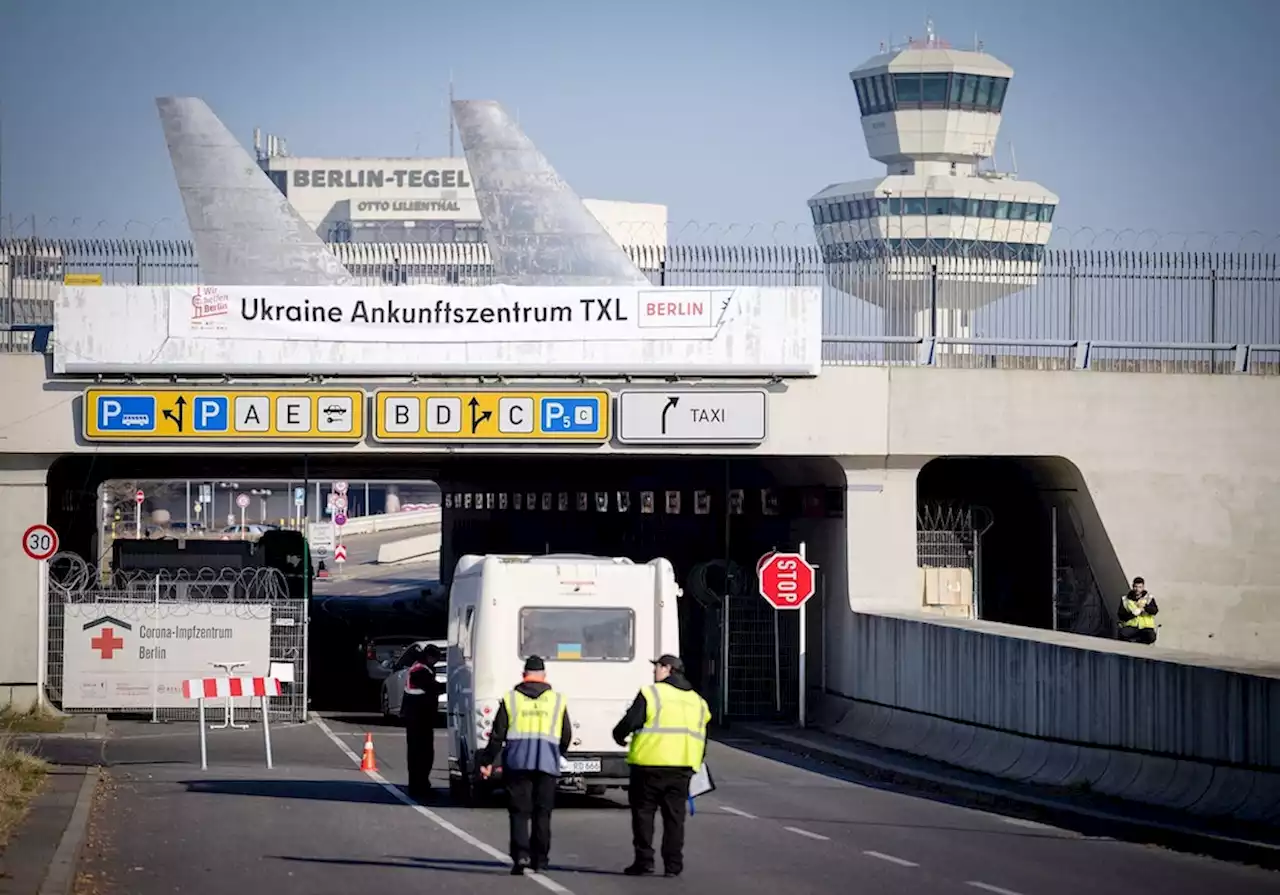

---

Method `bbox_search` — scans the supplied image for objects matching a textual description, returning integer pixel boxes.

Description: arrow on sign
[661,396,679,435]
[468,396,492,433]
[162,396,187,431]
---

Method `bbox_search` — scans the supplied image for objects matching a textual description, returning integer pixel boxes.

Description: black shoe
[511,859,529,876]
[664,868,682,877]
[530,858,547,872]
[623,863,654,876]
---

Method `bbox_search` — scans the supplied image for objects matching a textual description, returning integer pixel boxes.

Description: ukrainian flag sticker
[556,643,583,660]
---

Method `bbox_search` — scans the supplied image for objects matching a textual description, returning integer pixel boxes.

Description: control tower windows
[809,197,1057,225]
[853,72,1010,116]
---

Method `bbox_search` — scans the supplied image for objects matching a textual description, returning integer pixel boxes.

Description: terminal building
[252,132,668,250]
[809,22,1058,352]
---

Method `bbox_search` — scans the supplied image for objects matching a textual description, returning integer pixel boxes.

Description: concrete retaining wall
[340,506,440,535]
[376,532,442,564]
[819,611,1280,823]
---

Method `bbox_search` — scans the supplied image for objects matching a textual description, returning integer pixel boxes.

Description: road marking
[783,826,830,841]
[314,716,571,894]
[863,850,919,867]
[719,805,757,819]
[967,883,1024,895]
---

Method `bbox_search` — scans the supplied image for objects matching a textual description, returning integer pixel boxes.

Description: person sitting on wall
[1117,576,1159,644]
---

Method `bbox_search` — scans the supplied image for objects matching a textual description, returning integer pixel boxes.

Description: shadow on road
[184,778,402,804]
[272,854,630,876]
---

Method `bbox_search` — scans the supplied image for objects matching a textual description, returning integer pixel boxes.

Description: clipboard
[689,762,716,799]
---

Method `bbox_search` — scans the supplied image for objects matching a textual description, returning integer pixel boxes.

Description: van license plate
[566,760,601,773]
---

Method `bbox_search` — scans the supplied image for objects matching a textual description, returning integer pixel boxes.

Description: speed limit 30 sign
[22,524,59,561]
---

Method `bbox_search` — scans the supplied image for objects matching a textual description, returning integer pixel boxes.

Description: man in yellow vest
[477,655,572,875]
[612,654,711,878]
[1117,576,1160,644]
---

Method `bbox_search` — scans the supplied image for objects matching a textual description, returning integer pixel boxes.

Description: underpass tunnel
[916,456,1123,638]
[44,453,849,723]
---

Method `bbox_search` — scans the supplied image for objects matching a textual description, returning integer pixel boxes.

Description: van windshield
[518,607,635,662]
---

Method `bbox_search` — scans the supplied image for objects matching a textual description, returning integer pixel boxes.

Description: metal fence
[44,552,308,722]
[2,232,1278,374]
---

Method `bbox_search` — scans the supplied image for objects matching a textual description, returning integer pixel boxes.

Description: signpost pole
[36,558,48,710]
[135,498,141,539]
[261,693,274,770]
[198,697,208,770]
[798,542,808,729]
[150,573,162,724]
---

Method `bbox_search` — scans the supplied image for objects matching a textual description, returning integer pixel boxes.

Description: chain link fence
[44,552,308,722]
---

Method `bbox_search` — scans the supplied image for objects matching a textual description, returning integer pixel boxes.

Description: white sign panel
[308,521,335,556]
[62,603,273,710]
[54,285,822,377]
[169,284,728,343]
[616,389,768,444]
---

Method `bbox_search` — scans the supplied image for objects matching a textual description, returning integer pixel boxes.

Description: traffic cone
[360,733,378,772]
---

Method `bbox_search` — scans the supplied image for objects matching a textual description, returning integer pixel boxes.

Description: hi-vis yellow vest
[626,683,710,769]
[501,689,567,775]
[1121,596,1155,629]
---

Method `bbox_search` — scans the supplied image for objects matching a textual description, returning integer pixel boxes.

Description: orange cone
[360,732,378,772]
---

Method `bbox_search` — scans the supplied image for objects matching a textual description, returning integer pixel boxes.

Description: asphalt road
[70,715,1280,895]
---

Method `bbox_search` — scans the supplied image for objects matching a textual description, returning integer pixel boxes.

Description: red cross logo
[91,627,124,659]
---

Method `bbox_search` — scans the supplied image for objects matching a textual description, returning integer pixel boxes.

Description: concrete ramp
[451,99,650,287]
[155,96,354,286]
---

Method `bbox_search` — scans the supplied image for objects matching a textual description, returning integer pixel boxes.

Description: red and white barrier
[181,676,282,699]
[183,675,282,770]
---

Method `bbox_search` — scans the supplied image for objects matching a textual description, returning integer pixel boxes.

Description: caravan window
[518,607,635,662]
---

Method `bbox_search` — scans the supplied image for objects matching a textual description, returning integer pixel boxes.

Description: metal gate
[917,503,992,617]
[44,553,308,722]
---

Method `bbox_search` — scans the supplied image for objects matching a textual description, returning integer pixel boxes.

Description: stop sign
[758,551,816,610]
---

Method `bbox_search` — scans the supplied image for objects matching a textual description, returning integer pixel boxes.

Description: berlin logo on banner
[166,284,736,345]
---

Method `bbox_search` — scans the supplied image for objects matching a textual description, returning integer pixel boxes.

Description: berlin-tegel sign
[62,602,273,710]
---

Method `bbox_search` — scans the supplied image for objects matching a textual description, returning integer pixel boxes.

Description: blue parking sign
[97,395,156,432]
[192,396,229,432]
[539,396,600,433]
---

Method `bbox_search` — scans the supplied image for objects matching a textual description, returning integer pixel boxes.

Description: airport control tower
[810,22,1058,355]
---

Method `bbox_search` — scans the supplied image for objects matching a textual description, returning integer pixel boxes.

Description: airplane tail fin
[451,99,650,287]
[155,96,353,286]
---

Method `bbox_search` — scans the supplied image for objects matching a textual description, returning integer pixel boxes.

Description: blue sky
[2,0,1278,245]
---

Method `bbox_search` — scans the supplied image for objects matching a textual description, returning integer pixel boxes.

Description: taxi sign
[63,272,104,286]
[83,388,366,442]
[373,389,610,443]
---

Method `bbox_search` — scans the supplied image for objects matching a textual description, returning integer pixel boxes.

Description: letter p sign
[539,396,600,434]
[193,396,229,432]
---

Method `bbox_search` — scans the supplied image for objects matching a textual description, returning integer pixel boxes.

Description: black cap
[524,655,546,672]
[651,654,684,673]
[1133,576,1145,585]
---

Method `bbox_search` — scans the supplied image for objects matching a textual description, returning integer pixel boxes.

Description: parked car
[362,634,433,682]
[380,639,447,718]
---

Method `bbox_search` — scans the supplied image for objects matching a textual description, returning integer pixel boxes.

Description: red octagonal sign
[757,551,816,610]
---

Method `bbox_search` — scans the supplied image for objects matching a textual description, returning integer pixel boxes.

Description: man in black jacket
[477,656,574,875]
[400,644,444,800]
[612,655,710,878]
[1117,576,1160,644]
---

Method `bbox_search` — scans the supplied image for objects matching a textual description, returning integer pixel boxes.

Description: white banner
[62,602,273,710]
[168,284,733,344]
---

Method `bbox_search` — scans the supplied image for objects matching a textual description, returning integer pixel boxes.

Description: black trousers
[1119,626,1156,645]
[405,720,435,797]
[628,766,694,872]
[506,770,557,865]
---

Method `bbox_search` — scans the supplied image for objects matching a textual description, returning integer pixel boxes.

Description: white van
[445,553,681,803]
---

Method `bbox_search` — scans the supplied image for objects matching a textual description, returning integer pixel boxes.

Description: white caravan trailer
[445,553,681,802]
